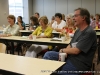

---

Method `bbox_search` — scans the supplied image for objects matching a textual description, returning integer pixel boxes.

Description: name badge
[72,42,78,48]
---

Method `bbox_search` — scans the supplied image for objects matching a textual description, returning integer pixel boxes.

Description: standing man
[43,8,97,75]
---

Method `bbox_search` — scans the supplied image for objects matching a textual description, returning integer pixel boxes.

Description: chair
[0,43,6,53]
[80,60,95,75]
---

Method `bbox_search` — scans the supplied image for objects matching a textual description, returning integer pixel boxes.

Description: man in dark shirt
[43,8,97,75]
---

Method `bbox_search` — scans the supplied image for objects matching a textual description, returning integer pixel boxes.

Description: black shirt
[68,26,97,71]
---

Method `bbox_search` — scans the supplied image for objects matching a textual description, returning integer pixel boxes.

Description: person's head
[55,13,62,22]
[90,15,94,20]
[73,8,90,27]
[62,14,65,20]
[39,16,48,27]
[51,16,55,20]
[7,15,16,24]
[34,12,40,19]
[66,13,74,26]
[30,16,39,25]
[17,16,23,22]
[95,14,100,21]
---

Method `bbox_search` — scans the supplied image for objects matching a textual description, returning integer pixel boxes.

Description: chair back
[0,43,6,53]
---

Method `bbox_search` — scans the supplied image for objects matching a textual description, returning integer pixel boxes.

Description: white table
[0,53,65,75]
[94,29,100,32]
[0,36,71,54]
[0,36,71,46]
[19,30,33,33]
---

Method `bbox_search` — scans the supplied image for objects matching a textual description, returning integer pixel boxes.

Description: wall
[0,0,33,25]
[0,0,9,26]
[0,0,100,25]
[33,0,100,21]
[28,0,33,23]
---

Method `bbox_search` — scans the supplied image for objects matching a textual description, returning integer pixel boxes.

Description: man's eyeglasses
[73,14,81,17]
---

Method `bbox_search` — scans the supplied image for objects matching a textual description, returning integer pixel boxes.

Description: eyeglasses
[73,14,81,17]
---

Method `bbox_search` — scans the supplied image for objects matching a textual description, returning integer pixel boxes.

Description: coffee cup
[59,53,67,62]
[32,35,36,41]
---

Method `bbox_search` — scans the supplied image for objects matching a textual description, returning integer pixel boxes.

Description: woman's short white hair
[66,13,74,19]
[66,13,74,25]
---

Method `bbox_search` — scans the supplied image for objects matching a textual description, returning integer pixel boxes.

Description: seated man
[43,8,97,75]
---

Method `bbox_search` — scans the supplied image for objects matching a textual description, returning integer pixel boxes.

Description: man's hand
[59,49,64,53]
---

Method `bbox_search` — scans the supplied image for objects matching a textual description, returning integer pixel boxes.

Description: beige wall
[28,0,33,18]
[0,0,9,26]
[0,0,33,25]
[33,0,100,21]
[0,0,100,25]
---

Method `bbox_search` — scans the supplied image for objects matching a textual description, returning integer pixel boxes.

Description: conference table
[94,29,100,32]
[0,53,65,75]
[0,36,71,54]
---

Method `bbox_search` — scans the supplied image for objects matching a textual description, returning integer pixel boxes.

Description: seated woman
[90,14,100,29]
[0,15,20,37]
[90,15,95,29]
[52,13,66,32]
[16,16,25,30]
[53,13,76,52]
[64,13,76,37]
[29,16,39,30]
[25,16,52,57]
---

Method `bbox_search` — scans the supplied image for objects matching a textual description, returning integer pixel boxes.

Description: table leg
[10,42,14,54]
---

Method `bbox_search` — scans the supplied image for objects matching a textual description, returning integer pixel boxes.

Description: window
[9,0,23,18]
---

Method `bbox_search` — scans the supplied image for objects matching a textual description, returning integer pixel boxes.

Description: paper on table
[21,36,28,39]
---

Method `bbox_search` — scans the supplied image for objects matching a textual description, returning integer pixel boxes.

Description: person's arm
[60,30,97,54]
[18,22,24,30]
[59,47,81,54]
[28,34,33,39]
[59,44,80,54]
[66,44,71,48]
